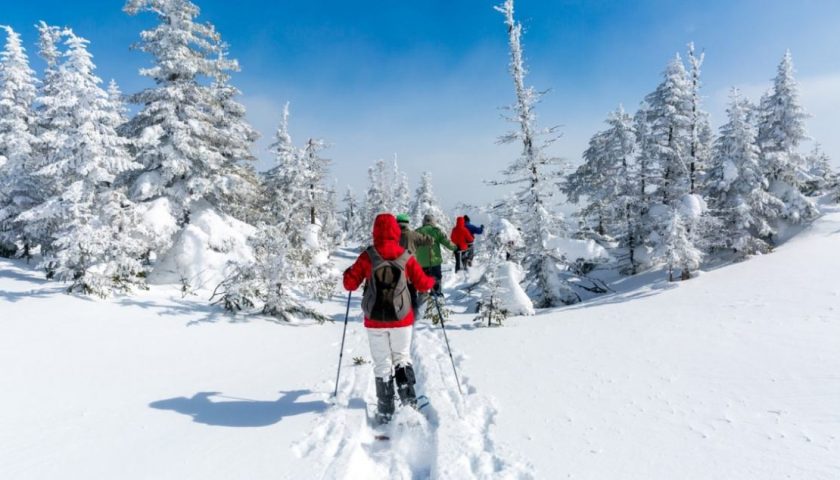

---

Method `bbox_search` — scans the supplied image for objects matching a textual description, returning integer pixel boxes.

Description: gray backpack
[362,247,412,322]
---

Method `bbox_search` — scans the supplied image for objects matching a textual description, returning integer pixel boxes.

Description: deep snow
[2,208,840,479]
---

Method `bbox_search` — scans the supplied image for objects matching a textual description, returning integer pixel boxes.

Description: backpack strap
[394,251,410,267]
[366,246,383,269]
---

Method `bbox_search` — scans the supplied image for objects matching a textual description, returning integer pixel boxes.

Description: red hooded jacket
[343,214,435,328]
[450,216,475,251]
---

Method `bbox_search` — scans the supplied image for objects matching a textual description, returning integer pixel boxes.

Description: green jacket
[414,224,456,267]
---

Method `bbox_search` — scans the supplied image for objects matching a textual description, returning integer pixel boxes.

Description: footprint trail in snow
[293,310,534,479]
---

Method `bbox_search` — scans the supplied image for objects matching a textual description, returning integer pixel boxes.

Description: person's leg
[367,328,395,422]
[389,326,417,407]
[430,265,443,296]
[408,283,419,319]
[455,250,462,272]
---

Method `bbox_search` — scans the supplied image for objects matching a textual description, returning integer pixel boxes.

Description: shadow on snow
[149,390,329,427]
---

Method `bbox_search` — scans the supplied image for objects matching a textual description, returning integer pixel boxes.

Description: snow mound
[493,261,535,316]
[148,201,255,290]
[135,197,179,260]
[545,235,610,262]
[678,193,707,219]
[493,218,524,247]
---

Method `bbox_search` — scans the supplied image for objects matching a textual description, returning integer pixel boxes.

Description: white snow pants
[366,326,413,379]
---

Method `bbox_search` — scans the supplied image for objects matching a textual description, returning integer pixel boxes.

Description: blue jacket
[465,222,484,236]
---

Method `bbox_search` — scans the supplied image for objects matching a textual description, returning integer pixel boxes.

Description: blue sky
[5,0,840,211]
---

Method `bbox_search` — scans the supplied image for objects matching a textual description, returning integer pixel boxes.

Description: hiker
[462,215,484,269]
[343,213,435,424]
[463,215,484,236]
[396,213,434,317]
[415,213,457,297]
[450,216,474,273]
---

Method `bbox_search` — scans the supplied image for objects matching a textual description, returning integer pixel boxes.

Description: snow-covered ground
[2,208,840,479]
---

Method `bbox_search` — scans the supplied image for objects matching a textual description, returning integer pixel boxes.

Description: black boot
[394,364,417,408]
[375,376,395,424]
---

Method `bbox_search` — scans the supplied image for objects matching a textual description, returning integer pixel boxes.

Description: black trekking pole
[333,292,353,398]
[432,294,463,396]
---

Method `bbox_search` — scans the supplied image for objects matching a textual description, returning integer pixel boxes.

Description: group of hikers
[342,212,483,424]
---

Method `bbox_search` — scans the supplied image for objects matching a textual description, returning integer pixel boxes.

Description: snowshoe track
[295,315,534,479]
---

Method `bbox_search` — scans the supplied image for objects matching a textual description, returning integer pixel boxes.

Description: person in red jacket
[343,213,435,424]
[450,216,474,273]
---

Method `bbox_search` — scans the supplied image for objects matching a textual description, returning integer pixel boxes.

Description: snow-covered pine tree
[106,79,128,125]
[474,217,533,325]
[17,31,143,294]
[493,0,577,307]
[301,137,331,231]
[756,51,818,224]
[217,102,336,320]
[803,143,834,195]
[392,157,411,216]
[564,107,638,272]
[629,104,660,270]
[705,89,785,257]
[262,102,299,223]
[644,54,693,206]
[17,22,68,260]
[474,264,509,327]
[410,171,447,227]
[363,159,389,232]
[121,0,258,249]
[686,43,714,195]
[0,26,38,257]
[321,181,343,249]
[642,53,710,279]
[660,207,703,281]
[341,186,363,242]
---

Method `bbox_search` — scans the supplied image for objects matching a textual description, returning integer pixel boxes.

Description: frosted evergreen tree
[0,26,38,257]
[660,207,703,281]
[474,264,508,327]
[627,104,661,269]
[392,157,411,216]
[756,51,817,223]
[706,89,784,257]
[565,106,636,236]
[341,186,363,242]
[106,79,128,125]
[686,43,713,195]
[262,102,301,224]
[644,54,693,205]
[363,159,389,232]
[321,182,343,249]
[410,171,447,227]
[262,103,334,246]
[493,0,578,307]
[301,137,332,231]
[475,217,532,325]
[121,0,258,244]
[565,106,640,272]
[803,144,834,195]
[18,31,143,293]
[226,102,336,316]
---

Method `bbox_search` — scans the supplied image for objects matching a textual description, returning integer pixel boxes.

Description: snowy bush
[212,223,335,323]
